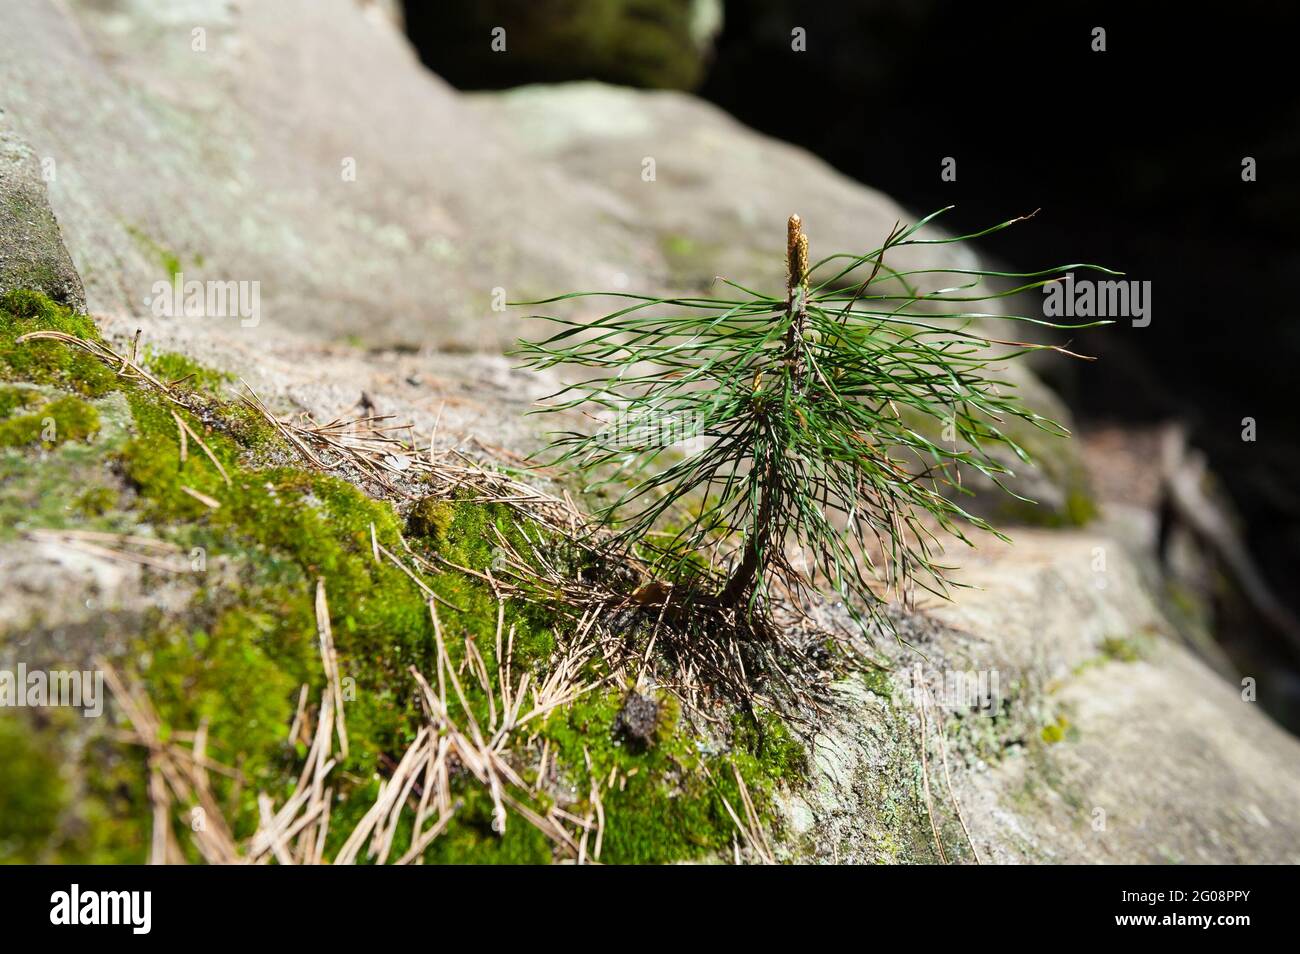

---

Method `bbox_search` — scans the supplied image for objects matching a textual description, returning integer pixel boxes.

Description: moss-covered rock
[0,394,99,449]
[0,289,117,396]
[0,384,39,418]
[0,290,802,864]
[0,716,65,863]
[407,0,722,91]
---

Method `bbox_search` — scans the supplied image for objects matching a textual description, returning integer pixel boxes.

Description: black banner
[0,865,1285,940]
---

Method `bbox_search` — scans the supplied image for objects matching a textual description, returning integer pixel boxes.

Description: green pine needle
[512,209,1112,638]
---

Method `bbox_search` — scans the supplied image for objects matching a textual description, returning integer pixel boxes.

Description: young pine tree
[515,210,1110,635]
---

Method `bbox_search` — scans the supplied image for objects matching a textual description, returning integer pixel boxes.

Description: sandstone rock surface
[2,0,1297,864]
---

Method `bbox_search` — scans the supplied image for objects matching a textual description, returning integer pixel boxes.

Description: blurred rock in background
[403,0,723,90]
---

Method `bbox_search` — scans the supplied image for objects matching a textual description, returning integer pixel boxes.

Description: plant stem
[720,215,809,610]
[718,453,777,607]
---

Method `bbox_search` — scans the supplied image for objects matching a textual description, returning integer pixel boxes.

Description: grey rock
[783,530,1300,863]
[471,81,984,296]
[0,116,85,309]
[0,0,653,352]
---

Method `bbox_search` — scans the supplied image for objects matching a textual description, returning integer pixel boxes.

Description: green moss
[125,225,186,279]
[539,691,715,863]
[0,717,66,863]
[988,485,1097,529]
[210,400,281,450]
[994,486,1097,529]
[407,492,546,574]
[526,690,804,864]
[731,708,807,785]
[439,2,712,91]
[144,350,231,397]
[0,289,805,864]
[0,395,99,448]
[0,290,117,396]
[107,391,632,856]
[0,385,39,418]
[74,485,118,516]
[862,665,894,701]
[1040,714,1073,744]
[107,416,571,851]
[661,234,697,258]
[407,496,457,542]
[1064,488,1098,526]
[0,709,152,865]
[1072,635,1149,678]
[419,787,554,864]
[0,391,132,540]
[1100,635,1144,663]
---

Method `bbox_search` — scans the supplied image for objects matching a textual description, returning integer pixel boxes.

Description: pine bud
[787,214,802,291]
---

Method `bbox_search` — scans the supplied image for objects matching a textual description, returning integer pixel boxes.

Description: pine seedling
[514,209,1112,637]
